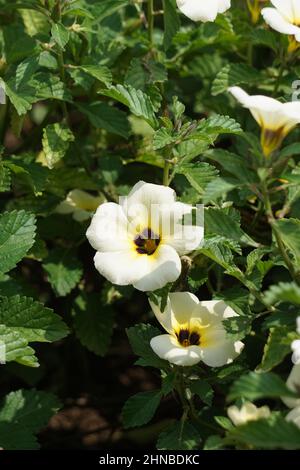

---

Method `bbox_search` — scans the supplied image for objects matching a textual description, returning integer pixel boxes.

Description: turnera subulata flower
[86,182,203,292]
[149,292,244,367]
[229,86,300,156]
[228,402,271,426]
[56,189,104,222]
[176,0,231,22]
[262,0,300,47]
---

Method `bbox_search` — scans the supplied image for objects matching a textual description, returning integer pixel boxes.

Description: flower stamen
[176,328,201,347]
[134,228,160,255]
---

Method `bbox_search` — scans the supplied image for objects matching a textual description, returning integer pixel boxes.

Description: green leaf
[176,162,219,194]
[0,325,38,367]
[127,323,168,369]
[163,0,180,51]
[273,218,300,264]
[204,435,225,450]
[223,315,252,341]
[42,123,74,169]
[259,327,298,372]
[228,371,297,402]
[153,128,175,150]
[0,164,11,192]
[0,389,61,450]
[190,380,214,406]
[51,22,69,50]
[91,0,128,22]
[19,8,50,37]
[212,63,262,96]
[99,84,158,129]
[76,102,130,139]
[157,421,200,450]
[0,210,36,274]
[73,294,115,357]
[205,207,257,246]
[43,248,83,296]
[78,65,112,87]
[251,28,278,52]
[227,414,300,450]
[0,295,69,343]
[196,114,242,136]
[122,390,162,429]
[204,148,257,183]
[203,177,239,203]
[6,160,50,195]
[264,282,300,306]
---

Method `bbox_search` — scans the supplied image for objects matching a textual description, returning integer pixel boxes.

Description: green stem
[147,0,154,45]
[261,179,300,285]
[273,55,285,96]
[163,160,171,186]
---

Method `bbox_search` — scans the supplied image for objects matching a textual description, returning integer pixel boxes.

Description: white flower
[176,0,230,22]
[262,1,300,42]
[86,182,203,292]
[227,402,271,426]
[149,292,244,367]
[282,363,300,409]
[56,189,104,222]
[229,86,300,156]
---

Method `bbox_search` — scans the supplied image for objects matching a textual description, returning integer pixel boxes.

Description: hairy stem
[147,0,154,45]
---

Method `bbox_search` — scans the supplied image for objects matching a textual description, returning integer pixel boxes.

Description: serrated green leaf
[43,248,82,296]
[0,295,69,343]
[264,282,300,306]
[176,162,219,194]
[228,372,297,402]
[51,22,69,50]
[0,325,38,367]
[0,164,11,192]
[78,65,112,87]
[163,0,180,51]
[259,327,298,372]
[273,219,300,264]
[0,389,61,450]
[0,210,36,274]
[190,380,214,406]
[76,102,130,138]
[227,414,300,450]
[127,323,168,369]
[212,63,262,96]
[157,421,200,450]
[73,294,115,356]
[42,123,74,169]
[122,390,162,429]
[99,84,158,128]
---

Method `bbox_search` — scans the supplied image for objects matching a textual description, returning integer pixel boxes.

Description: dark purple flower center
[175,329,201,347]
[134,228,160,255]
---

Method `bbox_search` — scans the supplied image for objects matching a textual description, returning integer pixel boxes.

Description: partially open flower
[228,402,271,426]
[176,0,230,22]
[56,189,103,222]
[229,86,300,156]
[149,292,244,367]
[86,182,203,292]
[262,1,300,44]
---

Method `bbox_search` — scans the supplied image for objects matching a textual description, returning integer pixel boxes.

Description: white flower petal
[296,316,300,335]
[228,402,271,426]
[133,244,181,291]
[162,202,204,254]
[150,334,202,366]
[86,202,131,252]
[282,364,300,409]
[271,0,300,23]
[200,340,244,367]
[292,339,300,365]
[286,406,300,429]
[262,7,300,35]
[176,0,230,22]
[93,249,149,286]
[149,291,199,334]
